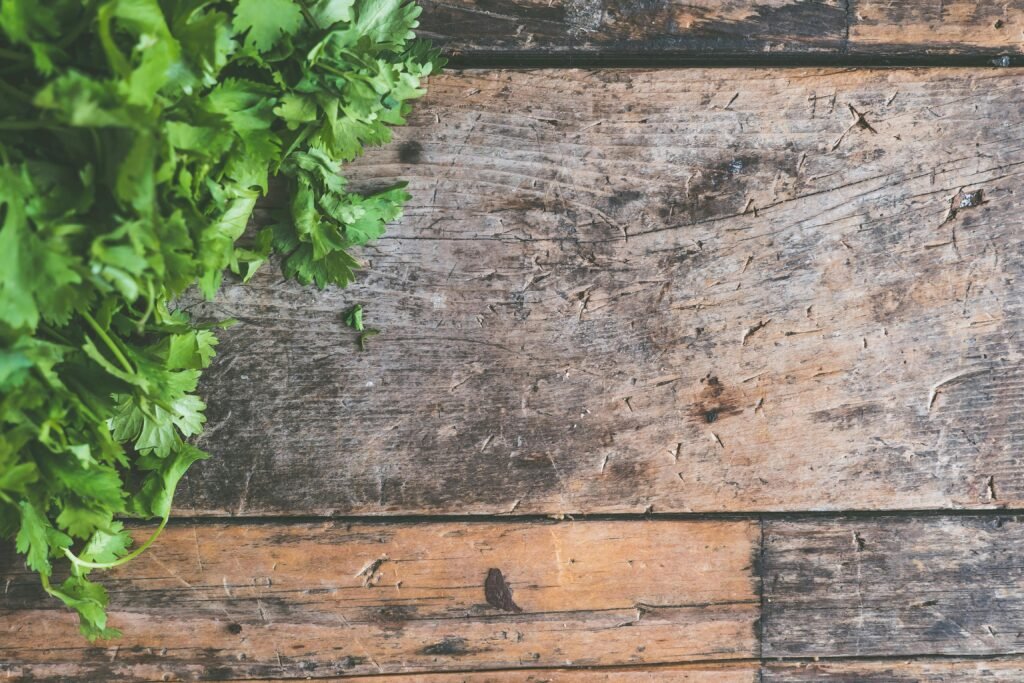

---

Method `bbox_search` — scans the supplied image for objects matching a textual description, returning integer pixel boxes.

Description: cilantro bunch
[0,0,439,639]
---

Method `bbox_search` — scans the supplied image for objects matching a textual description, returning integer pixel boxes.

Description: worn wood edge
[763,656,1024,681]
[253,661,758,681]
[0,520,759,680]
[419,0,1024,60]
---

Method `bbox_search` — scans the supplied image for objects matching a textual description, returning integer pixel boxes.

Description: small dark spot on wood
[226,622,243,635]
[943,188,984,224]
[339,656,365,669]
[398,140,423,164]
[848,104,878,133]
[852,531,866,551]
[421,637,469,656]
[994,19,1004,28]
[203,667,234,680]
[608,189,642,209]
[704,408,719,423]
[485,568,523,613]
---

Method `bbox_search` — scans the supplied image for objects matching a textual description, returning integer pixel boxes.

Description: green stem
[297,0,321,30]
[40,572,57,597]
[274,123,314,173]
[80,311,134,375]
[0,120,65,131]
[58,0,99,48]
[63,515,168,570]
[0,78,32,104]
[37,322,74,346]
[0,47,29,62]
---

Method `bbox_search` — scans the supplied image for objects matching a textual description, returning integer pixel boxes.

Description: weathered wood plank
[763,516,1024,658]
[764,658,1024,682]
[420,0,1024,59]
[182,67,1024,517]
[0,520,759,680]
[271,663,759,681]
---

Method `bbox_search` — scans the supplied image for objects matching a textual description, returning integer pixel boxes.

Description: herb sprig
[0,0,439,639]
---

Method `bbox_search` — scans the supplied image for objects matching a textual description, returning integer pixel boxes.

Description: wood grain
[419,0,1024,58]
[181,67,1024,517]
[268,663,759,681]
[763,516,1024,658]
[0,520,759,680]
[764,658,1024,682]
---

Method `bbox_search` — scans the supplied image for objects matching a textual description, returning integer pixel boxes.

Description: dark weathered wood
[764,658,1024,682]
[420,0,1023,59]
[763,516,1024,658]
[0,520,759,680]
[181,67,1024,517]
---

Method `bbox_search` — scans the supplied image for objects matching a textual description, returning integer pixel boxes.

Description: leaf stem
[0,47,29,62]
[63,515,168,570]
[80,311,134,375]
[0,120,65,131]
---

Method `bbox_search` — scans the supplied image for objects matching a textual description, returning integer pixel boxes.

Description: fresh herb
[0,0,440,639]
[343,303,379,349]
[345,304,365,331]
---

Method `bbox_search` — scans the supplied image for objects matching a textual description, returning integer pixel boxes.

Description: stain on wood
[484,568,523,613]
[418,0,1024,58]
[0,520,759,680]
[762,516,1024,658]
[180,67,1024,517]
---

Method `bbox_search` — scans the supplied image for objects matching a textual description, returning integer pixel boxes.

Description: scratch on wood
[741,319,771,345]
[356,556,390,587]
[927,367,989,412]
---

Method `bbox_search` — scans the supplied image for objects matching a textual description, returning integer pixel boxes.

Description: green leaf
[344,304,364,331]
[233,0,304,52]
[80,522,133,564]
[16,501,53,575]
[50,575,121,641]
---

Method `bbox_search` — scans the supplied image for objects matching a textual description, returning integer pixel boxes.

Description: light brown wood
[0,520,759,680]
[763,516,1024,658]
[418,0,1024,59]
[764,658,1024,681]
[266,663,759,681]
[181,67,1024,517]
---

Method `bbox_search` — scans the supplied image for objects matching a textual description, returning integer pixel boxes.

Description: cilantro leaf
[233,0,304,52]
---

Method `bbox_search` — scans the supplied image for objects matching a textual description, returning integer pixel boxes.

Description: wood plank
[420,0,1024,59]
[267,663,759,681]
[765,658,1024,682]
[181,67,1024,516]
[762,516,1024,658]
[0,520,759,680]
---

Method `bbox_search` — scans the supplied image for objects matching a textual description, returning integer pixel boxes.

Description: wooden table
[3,2,1024,680]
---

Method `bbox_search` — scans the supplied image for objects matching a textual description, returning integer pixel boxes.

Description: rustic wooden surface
[0,521,758,680]
[5,10,1024,680]
[181,67,1024,517]
[763,658,1024,682]
[763,516,1024,658]
[12,517,1024,678]
[280,664,761,682]
[419,0,1024,60]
